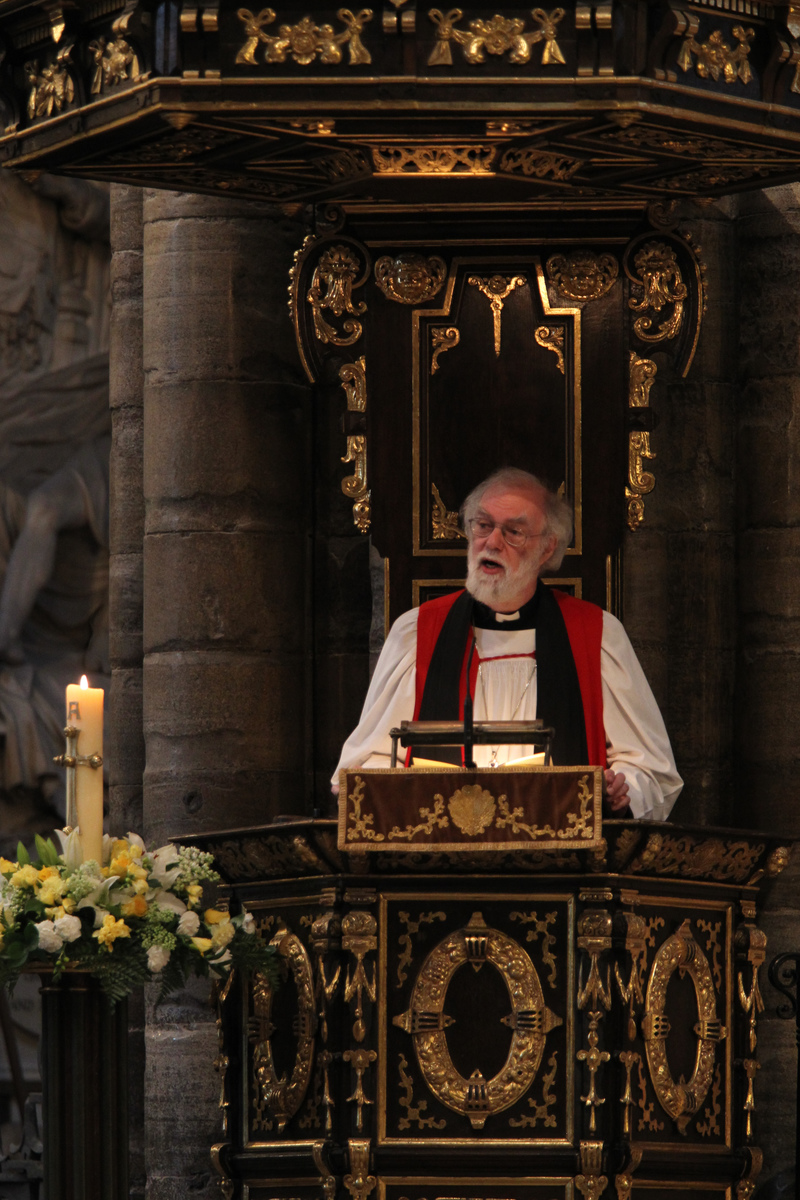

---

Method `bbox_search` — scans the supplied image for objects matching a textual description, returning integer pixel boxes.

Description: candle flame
[80,675,89,689]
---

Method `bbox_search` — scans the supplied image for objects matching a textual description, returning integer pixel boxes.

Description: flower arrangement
[0,830,277,1003]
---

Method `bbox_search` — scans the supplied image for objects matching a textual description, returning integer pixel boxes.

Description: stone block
[143,530,306,655]
[108,666,144,783]
[110,185,143,253]
[736,652,800,767]
[143,769,305,845]
[110,404,144,551]
[109,550,143,663]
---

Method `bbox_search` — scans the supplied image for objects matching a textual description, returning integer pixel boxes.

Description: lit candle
[65,675,104,865]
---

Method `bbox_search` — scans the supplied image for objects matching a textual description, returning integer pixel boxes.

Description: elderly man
[333,468,681,820]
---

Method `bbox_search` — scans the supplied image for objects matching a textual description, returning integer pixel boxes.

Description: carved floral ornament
[236,7,373,65]
[678,23,754,85]
[25,47,75,119]
[546,250,619,302]
[427,7,566,67]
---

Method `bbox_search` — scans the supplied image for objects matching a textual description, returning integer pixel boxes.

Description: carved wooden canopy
[3,0,800,205]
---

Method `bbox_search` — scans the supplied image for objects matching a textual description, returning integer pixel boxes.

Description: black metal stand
[389,719,554,767]
[768,952,799,1195]
[38,973,129,1200]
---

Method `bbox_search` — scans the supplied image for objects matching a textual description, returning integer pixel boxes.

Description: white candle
[65,675,104,865]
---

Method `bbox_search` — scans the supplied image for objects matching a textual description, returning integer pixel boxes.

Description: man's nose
[484,523,505,550]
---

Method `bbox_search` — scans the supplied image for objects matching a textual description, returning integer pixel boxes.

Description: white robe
[333,607,682,821]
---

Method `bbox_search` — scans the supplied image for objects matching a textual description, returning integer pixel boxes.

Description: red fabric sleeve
[552,590,607,767]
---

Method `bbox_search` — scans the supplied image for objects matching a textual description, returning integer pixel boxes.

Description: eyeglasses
[466,518,543,549]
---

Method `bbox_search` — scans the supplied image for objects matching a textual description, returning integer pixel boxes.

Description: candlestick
[55,676,104,864]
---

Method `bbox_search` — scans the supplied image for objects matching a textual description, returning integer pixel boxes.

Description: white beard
[465,548,541,610]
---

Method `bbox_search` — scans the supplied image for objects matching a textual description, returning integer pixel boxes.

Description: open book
[410,753,546,770]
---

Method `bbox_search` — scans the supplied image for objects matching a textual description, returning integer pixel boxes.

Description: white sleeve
[331,607,419,784]
[601,611,683,821]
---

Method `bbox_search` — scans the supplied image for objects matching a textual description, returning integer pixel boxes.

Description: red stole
[413,588,606,767]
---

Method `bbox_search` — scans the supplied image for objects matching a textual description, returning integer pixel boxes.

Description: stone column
[736,183,800,1188]
[623,202,737,827]
[141,190,310,1199]
[108,183,146,1200]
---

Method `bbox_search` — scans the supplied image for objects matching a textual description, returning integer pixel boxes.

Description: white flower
[149,844,181,890]
[55,828,83,870]
[176,910,200,936]
[147,944,171,973]
[53,915,82,943]
[211,919,235,950]
[241,911,255,935]
[126,832,146,854]
[154,890,187,917]
[34,920,63,953]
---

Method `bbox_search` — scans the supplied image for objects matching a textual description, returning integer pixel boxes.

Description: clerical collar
[472,586,541,630]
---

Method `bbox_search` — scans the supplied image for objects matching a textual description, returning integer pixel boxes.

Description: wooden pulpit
[186,770,792,1200]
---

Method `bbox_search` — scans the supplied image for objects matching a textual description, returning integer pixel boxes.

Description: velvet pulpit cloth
[338,766,603,852]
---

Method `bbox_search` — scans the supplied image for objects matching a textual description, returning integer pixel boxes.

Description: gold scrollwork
[576,909,612,1133]
[344,1047,377,1130]
[88,34,137,93]
[389,793,449,840]
[678,23,754,85]
[397,910,447,987]
[340,355,367,412]
[393,911,561,1128]
[371,144,495,174]
[252,927,317,1132]
[236,7,373,65]
[614,1146,643,1200]
[343,909,378,1042]
[310,911,341,1132]
[346,776,385,842]
[468,274,527,357]
[431,326,460,374]
[498,774,595,841]
[509,910,558,988]
[736,919,767,1053]
[344,1138,376,1200]
[342,436,370,533]
[534,325,565,374]
[212,972,235,1136]
[626,431,656,531]
[643,918,726,1132]
[627,241,687,344]
[614,912,648,1042]
[737,1147,763,1200]
[375,252,447,304]
[696,1062,722,1137]
[427,7,566,67]
[546,250,619,302]
[398,1051,447,1129]
[25,46,74,119]
[507,1049,557,1127]
[308,244,368,346]
[629,352,657,407]
[431,483,465,541]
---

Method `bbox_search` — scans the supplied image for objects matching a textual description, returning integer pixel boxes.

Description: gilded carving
[344,1139,376,1200]
[627,242,687,343]
[252,927,317,1132]
[375,252,447,303]
[643,918,726,1132]
[678,23,754,85]
[576,909,611,1133]
[509,910,558,988]
[498,147,581,181]
[371,145,494,173]
[468,274,526,356]
[614,912,647,1041]
[697,918,723,992]
[629,352,657,407]
[546,250,619,301]
[308,244,367,346]
[431,482,464,541]
[742,1058,759,1138]
[577,1011,610,1132]
[342,436,370,533]
[431,326,460,373]
[213,972,235,1136]
[396,909,447,987]
[236,7,373,65]
[398,1051,447,1129]
[575,1142,607,1200]
[343,909,378,1042]
[626,432,656,532]
[737,920,767,1053]
[534,325,565,374]
[614,1146,642,1200]
[696,1062,722,1137]
[25,47,74,119]
[427,7,566,67]
[737,1147,764,1200]
[344,1047,377,1130]
[340,355,367,412]
[393,912,561,1128]
[88,34,137,93]
[634,1051,664,1132]
[310,911,341,1132]
[507,1049,558,1127]
[631,832,765,883]
[619,1050,637,1137]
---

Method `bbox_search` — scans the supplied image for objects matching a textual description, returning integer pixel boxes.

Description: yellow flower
[211,918,234,950]
[130,865,149,881]
[185,884,202,909]
[190,936,213,955]
[93,914,131,950]
[109,853,131,878]
[121,896,148,918]
[112,839,129,857]
[38,876,65,907]
[129,844,143,860]
[204,908,228,925]
[0,858,17,875]
[11,865,39,889]
[38,865,58,881]
[60,897,76,914]
[132,878,149,895]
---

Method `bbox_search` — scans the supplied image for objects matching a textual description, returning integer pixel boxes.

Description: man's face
[465,485,557,612]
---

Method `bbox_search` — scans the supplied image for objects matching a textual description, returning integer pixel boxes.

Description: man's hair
[460,467,574,572]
